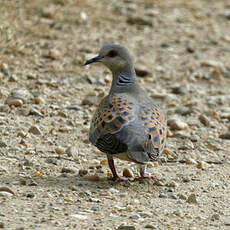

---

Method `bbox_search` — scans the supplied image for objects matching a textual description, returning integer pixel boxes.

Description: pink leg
[107,155,128,181]
[139,165,159,181]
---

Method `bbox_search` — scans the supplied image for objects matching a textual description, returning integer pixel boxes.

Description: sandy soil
[0,0,230,229]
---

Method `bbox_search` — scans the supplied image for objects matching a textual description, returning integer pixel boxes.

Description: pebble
[48,49,61,60]
[55,146,65,155]
[199,114,210,127]
[126,16,153,27]
[186,194,198,204]
[129,214,140,220]
[65,146,76,157]
[196,161,208,170]
[8,74,18,82]
[185,158,197,165]
[79,169,88,176]
[135,65,149,77]
[223,11,230,20]
[0,140,7,148]
[83,175,100,182]
[190,135,200,142]
[167,181,178,188]
[29,107,44,117]
[91,205,100,211]
[0,104,9,112]
[145,224,156,229]
[17,131,27,138]
[118,224,136,230]
[45,158,58,165]
[28,125,42,135]
[123,168,134,178]
[211,214,220,220]
[219,132,230,140]
[168,118,188,130]
[5,97,23,107]
[66,104,82,111]
[178,194,187,200]
[0,222,4,228]
[0,187,15,195]
[70,214,87,220]
[159,193,168,198]
[34,96,45,104]
[171,86,188,95]
[61,167,77,174]
[201,60,224,69]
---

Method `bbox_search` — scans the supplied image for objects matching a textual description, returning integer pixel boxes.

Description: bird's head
[84,44,134,74]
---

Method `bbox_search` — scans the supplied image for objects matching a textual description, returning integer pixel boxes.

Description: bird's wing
[138,104,167,159]
[89,94,136,154]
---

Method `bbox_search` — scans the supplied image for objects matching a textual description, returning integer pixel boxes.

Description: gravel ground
[0,0,230,229]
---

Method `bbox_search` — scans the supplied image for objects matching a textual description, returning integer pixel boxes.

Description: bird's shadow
[0,174,161,193]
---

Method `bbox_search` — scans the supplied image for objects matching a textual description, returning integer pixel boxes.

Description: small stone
[5,97,23,107]
[196,161,208,170]
[127,16,153,27]
[199,114,210,127]
[79,169,88,176]
[171,86,188,95]
[185,158,197,165]
[29,107,43,117]
[186,194,198,204]
[167,181,178,188]
[118,224,136,230]
[91,205,100,211]
[100,159,108,165]
[28,125,42,135]
[61,167,77,174]
[123,168,134,178]
[81,95,98,106]
[186,45,195,53]
[190,135,200,142]
[70,214,87,220]
[201,60,224,69]
[129,214,140,219]
[66,104,82,111]
[0,140,7,148]
[83,175,100,182]
[211,214,220,220]
[8,74,18,82]
[159,193,168,198]
[168,118,188,130]
[178,194,187,200]
[0,104,9,112]
[135,65,149,77]
[34,97,45,104]
[26,193,35,198]
[223,11,230,20]
[45,158,58,165]
[0,187,15,195]
[219,132,230,140]
[65,146,76,157]
[48,49,61,60]
[17,131,26,138]
[55,146,65,155]
[0,222,4,228]
[145,224,156,229]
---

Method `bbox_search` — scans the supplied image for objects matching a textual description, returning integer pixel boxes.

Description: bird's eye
[107,50,118,58]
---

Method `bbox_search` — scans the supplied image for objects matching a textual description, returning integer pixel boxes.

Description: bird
[84,44,167,181]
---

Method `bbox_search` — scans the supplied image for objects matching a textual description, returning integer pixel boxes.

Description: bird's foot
[140,172,160,181]
[110,176,129,182]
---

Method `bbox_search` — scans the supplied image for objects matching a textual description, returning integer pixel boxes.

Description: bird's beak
[84,56,104,65]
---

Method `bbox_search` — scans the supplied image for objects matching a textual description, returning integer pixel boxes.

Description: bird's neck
[110,68,137,93]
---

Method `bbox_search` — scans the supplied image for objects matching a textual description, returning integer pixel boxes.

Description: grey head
[84,44,136,76]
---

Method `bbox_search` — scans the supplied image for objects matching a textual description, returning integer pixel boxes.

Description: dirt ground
[0,0,230,229]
